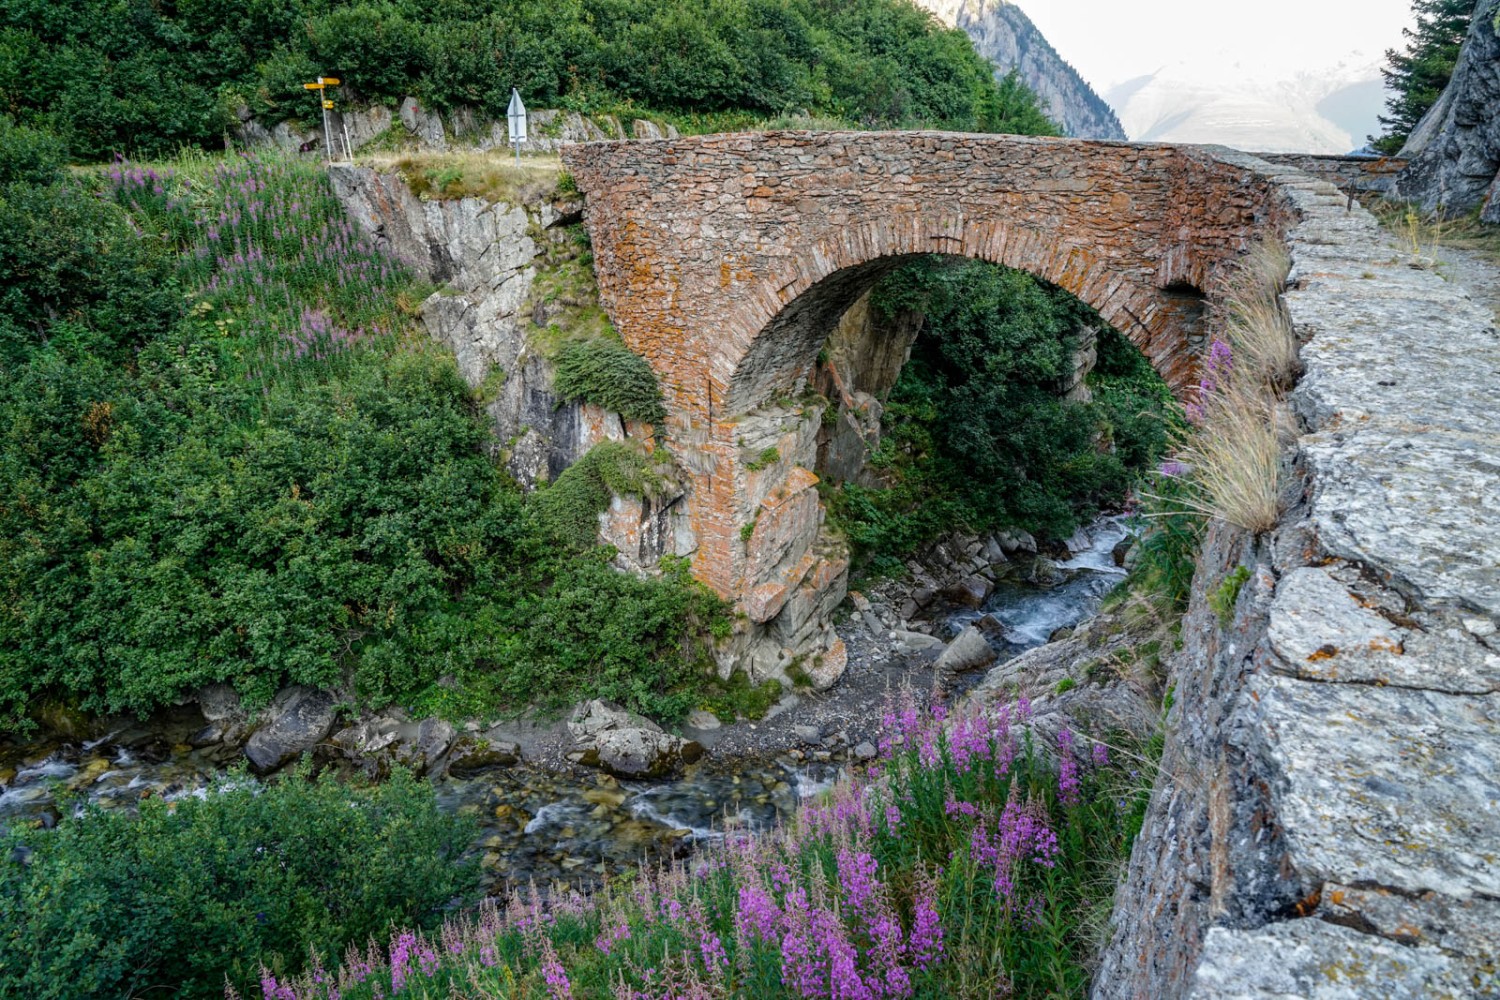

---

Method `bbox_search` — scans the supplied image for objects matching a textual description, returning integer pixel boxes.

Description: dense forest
[0,0,1055,160]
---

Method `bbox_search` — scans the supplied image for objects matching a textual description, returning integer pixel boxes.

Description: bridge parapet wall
[1097,152,1500,999]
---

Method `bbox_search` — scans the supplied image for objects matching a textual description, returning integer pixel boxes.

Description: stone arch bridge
[562,131,1294,683]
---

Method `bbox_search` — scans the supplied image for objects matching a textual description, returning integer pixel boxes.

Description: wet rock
[684,709,722,731]
[243,687,336,774]
[935,625,998,676]
[191,683,248,746]
[1062,526,1091,557]
[1028,557,1063,588]
[1111,534,1135,567]
[982,536,1008,565]
[394,718,455,774]
[569,700,662,741]
[945,574,993,609]
[444,735,520,777]
[591,729,704,780]
[996,529,1037,555]
[912,587,937,607]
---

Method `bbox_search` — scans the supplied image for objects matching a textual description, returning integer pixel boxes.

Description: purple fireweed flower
[737,883,782,942]
[1057,728,1081,807]
[541,941,573,1000]
[389,931,416,992]
[1159,459,1189,478]
[909,884,944,972]
[1092,740,1111,768]
[596,920,632,956]
[699,929,729,973]
[1207,338,1233,374]
[836,847,881,915]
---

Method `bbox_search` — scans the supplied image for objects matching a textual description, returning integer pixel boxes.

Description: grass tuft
[375,151,566,204]
[1225,240,1299,391]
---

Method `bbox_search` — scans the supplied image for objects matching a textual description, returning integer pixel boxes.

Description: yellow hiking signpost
[303,77,350,163]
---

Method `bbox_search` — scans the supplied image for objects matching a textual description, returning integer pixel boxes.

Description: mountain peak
[913,0,1126,140]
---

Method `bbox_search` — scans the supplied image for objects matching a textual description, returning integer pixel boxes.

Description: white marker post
[507,88,527,165]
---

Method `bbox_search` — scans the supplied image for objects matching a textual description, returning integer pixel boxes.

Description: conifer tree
[1371,0,1474,155]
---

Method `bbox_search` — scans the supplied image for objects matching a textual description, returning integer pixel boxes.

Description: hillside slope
[914,0,1126,139]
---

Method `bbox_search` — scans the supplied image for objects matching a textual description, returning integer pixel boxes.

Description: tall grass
[1146,240,1294,536]
[103,153,420,395]
[242,694,1150,1000]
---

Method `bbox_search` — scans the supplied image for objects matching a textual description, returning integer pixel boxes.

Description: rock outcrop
[238,102,675,159]
[329,164,627,489]
[1394,0,1500,221]
[913,0,1126,140]
[1097,155,1500,999]
[242,687,336,774]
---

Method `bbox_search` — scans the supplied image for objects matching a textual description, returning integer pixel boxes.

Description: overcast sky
[1018,0,1416,93]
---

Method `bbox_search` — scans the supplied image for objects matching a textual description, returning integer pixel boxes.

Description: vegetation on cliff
[3,0,1055,160]
[826,259,1176,575]
[1372,0,1474,154]
[0,120,723,730]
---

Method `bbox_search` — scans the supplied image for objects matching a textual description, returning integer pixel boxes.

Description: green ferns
[551,338,668,426]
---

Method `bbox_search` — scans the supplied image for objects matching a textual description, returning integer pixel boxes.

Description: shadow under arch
[719,216,1197,417]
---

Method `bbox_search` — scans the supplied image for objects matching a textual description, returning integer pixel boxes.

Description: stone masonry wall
[564,131,1294,689]
[1096,153,1500,998]
[564,132,1284,655]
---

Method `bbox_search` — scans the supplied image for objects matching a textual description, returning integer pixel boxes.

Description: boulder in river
[935,625,999,676]
[590,728,704,780]
[996,529,1038,556]
[243,686,336,774]
[444,735,520,777]
[945,574,993,609]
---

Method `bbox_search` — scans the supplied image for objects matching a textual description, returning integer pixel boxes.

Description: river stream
[0,515,1129,893]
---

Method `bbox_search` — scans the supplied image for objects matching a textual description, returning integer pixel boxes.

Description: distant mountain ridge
[914,0,1127,140]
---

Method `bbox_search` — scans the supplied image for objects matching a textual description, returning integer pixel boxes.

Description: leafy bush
[0,767,477,1000]
[532,440,661,548]
[826,259,1174,573]
[551,337,668,426]
[0,146,724,728]
[2,0,1058,160]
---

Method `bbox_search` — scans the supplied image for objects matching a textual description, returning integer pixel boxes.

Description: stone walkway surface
[1098,155,1500,1000]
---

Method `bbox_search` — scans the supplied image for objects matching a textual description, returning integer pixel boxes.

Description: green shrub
[0,147,725,729]
[532,440,661,549]
[826,259,1174,572]
[0,767,478,1000]
[745,446,780,471]
[1210,565,1252,623]
[551,337,667,426]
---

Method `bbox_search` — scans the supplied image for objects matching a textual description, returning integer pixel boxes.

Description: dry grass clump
[366,151,565,204]
[1175,380,1284,534]
[1157,238,1294,535]
[1224,240,1299,391]
[1364,196,1500,265]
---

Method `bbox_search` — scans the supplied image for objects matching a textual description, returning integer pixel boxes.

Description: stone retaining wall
[1097,152,1500,999]
[1254,153,1407,197]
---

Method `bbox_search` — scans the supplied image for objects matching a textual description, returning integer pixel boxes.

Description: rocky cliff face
[914,0,1125,140]
[1395,0,1500,221]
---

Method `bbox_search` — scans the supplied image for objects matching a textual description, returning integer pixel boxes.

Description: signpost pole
[507,88,527,166]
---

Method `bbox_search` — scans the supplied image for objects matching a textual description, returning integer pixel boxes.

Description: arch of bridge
[562,131,1288,609]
